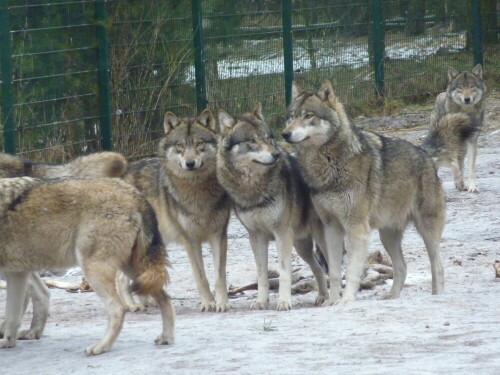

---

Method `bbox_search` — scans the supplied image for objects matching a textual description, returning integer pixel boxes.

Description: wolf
[121,109,231,312]
[0,151,127,179]
[0,177,175,355]
[216,104,329,311]
[422,112,477,189]
[430,64,486,192]
[282,80,445,305]
[0,151,128,340]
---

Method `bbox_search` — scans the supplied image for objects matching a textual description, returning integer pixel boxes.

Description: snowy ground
[1,92,499,375]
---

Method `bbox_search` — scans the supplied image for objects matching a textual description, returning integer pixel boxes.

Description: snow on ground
[1,94,499,374]
[185,33,465,81]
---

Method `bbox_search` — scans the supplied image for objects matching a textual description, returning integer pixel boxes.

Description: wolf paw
[381,292,398,300]
[125,304,147,313]
[315,294,328,306]
[85,341,111,356]
[455,182,465,191]
[250,301,268,310]
[199,300,216,312]
[335,296,355,305]
[18,328,43,340]
[215,302,231,312]
[276,300,292,311]
[155,333,174,345]
[467,185,478,193]
[0,338,16,349]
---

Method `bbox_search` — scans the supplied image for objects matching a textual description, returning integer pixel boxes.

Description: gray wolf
[122,109,231,312]
[422,112,477,190]
[430,64,486,192]
[0,151,127,179]
[216,103,329,310]
[0,151,128,340]
[282,80,445,305]
[0,177,175,355]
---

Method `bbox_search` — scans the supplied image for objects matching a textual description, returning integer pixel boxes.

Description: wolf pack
[0,65,487,355]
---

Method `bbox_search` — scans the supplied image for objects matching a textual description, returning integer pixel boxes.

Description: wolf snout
[281,130,291,141]
[464,97,471,104]
[272,150,281,160]
[185,160,196,169]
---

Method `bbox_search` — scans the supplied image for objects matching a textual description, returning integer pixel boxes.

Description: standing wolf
[430,64,486,192]
[282,81,445,305]
[216,104,329,310]
[0,151,128,341]
[122,110,231,312]
[0,177,175,355]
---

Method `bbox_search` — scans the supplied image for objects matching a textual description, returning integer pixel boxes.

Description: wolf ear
[471,63,483,79]
[196,109,217,133]
[291,81,304,103]
[447,67,459,82]
[317,80,336,105]
[164,112,180,134]
[252,102,264,121]
[218,110,236,135]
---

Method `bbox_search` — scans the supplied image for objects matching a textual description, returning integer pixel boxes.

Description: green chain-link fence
[1,0,499,160]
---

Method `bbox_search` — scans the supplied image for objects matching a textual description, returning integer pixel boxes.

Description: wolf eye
[305,113,314,119]
[176,142,184,149]
[247,139,256,144]
[196,141,204,147]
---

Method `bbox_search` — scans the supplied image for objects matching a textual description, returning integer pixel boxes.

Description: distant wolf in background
[422,112,477,189]
[0,151,128,340]
[216,104,329,311]
[282,80,445,305]
[0,177,174,355]
[430,64,486,192]
[122,110,231,312]
[0,151,127,179]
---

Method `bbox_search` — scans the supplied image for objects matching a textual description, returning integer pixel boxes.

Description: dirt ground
[1,91,499,375]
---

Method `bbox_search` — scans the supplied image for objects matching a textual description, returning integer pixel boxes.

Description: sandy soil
[1,92,499,375]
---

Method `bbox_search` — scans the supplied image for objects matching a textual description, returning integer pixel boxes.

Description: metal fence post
[470,0,483,66]
[371,0,385,99]
[95,0,113,151]
[282,0,294,108]
[191,0,207,112]
[0,0,15,154]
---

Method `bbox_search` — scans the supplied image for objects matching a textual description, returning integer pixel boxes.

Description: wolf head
[218,103,281,171]
[447,64,486,108]
[282,80,348,147]
[159,109,218,177]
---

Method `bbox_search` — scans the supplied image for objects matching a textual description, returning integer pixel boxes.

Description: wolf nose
[281,130,291,140]
[272,151,281,160]
[464,97,471,104]
[185,160,196,169]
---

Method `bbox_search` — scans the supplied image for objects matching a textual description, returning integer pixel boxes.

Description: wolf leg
[451,159,465,191]
[341,221,370,303]
[294,236,329,305]
[83,263,126,355]
[415,220,445,295]
[275,229,294,311]
[378,228,406,299]
[466,140,479,193]
[116,272,146,312]
[183,240,216,312]
[151,288,175,345]
[321,220,345,306]
[248,232,270,310]
[209,230,231,312]
[0,271,29,349]
[18,272,50,340]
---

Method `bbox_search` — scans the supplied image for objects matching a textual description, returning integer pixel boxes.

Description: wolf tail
[130,200,169,295]
[0,177,41,216]
[422,113,476,155]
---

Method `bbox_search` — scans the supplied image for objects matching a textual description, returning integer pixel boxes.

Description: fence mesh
[1,0,499,160]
